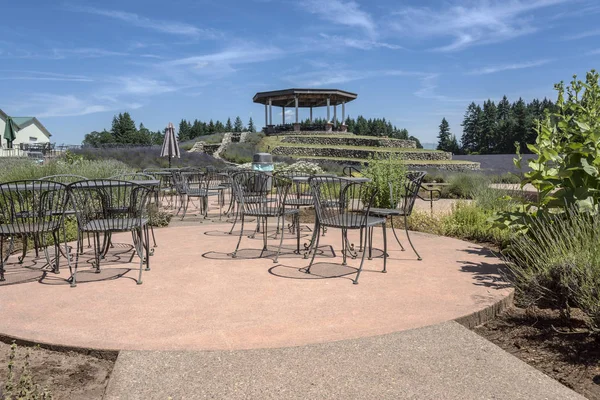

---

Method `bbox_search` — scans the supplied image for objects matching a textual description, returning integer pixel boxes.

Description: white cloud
[73,6,219,39]
[468,59,552,75]
[317,34,403,51]
[391,0,567,51]
[564,29,600,40]
[165,46,283,68]
[113,77,176,95]
[51,48,129,58]
[12,94,141,118]
[299,0,376,38]
[0,70,93,82]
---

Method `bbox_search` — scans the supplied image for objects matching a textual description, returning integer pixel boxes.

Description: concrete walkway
[104,321,584,400]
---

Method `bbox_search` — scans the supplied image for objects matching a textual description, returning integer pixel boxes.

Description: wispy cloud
[468,59,552,75]
[299,0,376,38]
[563,29,600,40]
[317,34,404,51]
[587,49,600,56]
[51,48,129,59]
[391,0,567,51]
[72,6,219,39]
[0,70,93,82]
[112,77,176,96]
[11,93,141,118]
[164,45,283,69]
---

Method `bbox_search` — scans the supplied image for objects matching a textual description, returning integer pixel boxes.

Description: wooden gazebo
[252,88,357,133]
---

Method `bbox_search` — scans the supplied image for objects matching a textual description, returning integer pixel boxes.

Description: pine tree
[225,118,233,132]
[190,119,204,138]
[512,98,530,152]
[480,100,498,153]
[178,119,191,141]
[207,120,215,134]
[233,116,244,132]
[448,134,460,154]
[437,118,451,151]
[247,117,256,133]
[461,103,482,154]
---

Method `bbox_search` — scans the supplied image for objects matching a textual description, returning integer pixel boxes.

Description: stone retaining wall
[188,142,220,154]
[296,157,480,171]
[281,136,416,148]
[272,146,452,161]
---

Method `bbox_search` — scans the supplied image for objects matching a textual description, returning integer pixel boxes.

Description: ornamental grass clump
[504,207,600,330]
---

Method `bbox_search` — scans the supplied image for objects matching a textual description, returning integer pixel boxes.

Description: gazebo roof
[253,88,357,107]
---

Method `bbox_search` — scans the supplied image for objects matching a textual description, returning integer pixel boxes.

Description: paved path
[104,321,584,400]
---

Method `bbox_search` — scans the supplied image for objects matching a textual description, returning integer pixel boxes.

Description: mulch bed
[474,307,600,400]
[0,340,115,400]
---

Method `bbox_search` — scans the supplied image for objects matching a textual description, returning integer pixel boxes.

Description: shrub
[0,158,134,182]
[275,161,324,175]
[504,207,600,329]
[222,133,265,164]
[361,154,407,208]
[444,173,489,199]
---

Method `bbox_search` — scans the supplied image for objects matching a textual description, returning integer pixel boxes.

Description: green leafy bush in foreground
[504,208,600,331]
[361,154,407,208]
[2,343,52,400]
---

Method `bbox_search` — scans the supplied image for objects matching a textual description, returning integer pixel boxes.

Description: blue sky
[1,0,599,145]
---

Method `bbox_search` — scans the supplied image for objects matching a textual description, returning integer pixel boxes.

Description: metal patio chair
[0,180,70,282]
[67,180,152,286]
[306,176,386,284]
[367,171,427,260]
[231,171,297,263]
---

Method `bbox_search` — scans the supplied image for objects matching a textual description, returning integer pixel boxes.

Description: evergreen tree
[461,102,482,153]
[480,100,498,153]
[190,119,204,138]
[409,135,423,149]
[437,118,452,151]
[247,117,256,133]
[207,119,215,134]
[512,98,530,152]
[178,119,191,141]
[234,116,244,132]
[448,134,460,154]
[214,120,225,133]
[225,118,233,132]
[111,112,137,143]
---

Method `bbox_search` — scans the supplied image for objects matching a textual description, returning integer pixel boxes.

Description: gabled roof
[0,109,52,138]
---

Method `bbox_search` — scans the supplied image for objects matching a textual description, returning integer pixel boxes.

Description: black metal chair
[231,171,297,263]
[0,181,70,282]
[306,176,386,284]
[110,173,159,247]
[67,180,152,286]
[368,171,427,260]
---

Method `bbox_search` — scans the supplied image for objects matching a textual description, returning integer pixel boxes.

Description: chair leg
[305,226,321,274]
[353,225,370,284]
[228,203,239,235]
[0,238,5,282]
[382,222,387,273]
[368,227,373,260]
[404,214,422,260]
[232,214,245,258]
[274,215,286,263]
[144,225,151,271]
[390,216,406,251]
[341,228,347,266]
[150,225,157,248]
[93,232,102,273]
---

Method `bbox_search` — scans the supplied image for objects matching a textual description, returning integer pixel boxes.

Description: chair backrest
[276,171,313,198]
[309,176,377,227]
[342,166,361,177]
[39,174,87,184]
[389,171,426,215]
[67,180,151,231]
[110,172,156,181]
[0,180,69,234]
[232,171,291,215]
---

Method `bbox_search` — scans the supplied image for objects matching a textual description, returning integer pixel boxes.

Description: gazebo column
[294,96,300,132]
[326,97,333,132]
[264,104,268,129]
[282,106,285,125]
[341,101,347,132]
[310,107,313,123]
[333,105,337,128]
[268,98,274,133]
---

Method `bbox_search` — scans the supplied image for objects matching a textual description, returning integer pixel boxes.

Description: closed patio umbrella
[160,122,180,168]
[3,116,19,149]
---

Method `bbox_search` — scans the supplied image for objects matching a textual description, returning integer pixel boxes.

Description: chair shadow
[269,262,357,282]
[459,247,511,289]
[0,251,61,286]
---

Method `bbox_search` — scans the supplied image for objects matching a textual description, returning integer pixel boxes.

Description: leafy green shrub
[496,70,600,232]
[504,208,600,328]
[2,343,52,400]
[148,204,172,227]
[361,154,407,208]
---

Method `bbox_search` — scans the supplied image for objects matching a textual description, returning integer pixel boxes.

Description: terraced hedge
[272,146,452,161]
[281,135,416,148]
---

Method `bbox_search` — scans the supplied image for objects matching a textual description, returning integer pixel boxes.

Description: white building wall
[13,124,50,146]
[0,119,5,147]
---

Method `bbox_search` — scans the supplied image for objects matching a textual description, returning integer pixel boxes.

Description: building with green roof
[0,109,52,150]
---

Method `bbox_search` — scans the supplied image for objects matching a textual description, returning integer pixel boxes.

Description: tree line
[82,112,164,147]
[437,96,555,154]
[177,116,256,141]
[344,116,422,148]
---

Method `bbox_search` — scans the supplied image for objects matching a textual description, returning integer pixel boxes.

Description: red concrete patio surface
[0,223,512,351]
